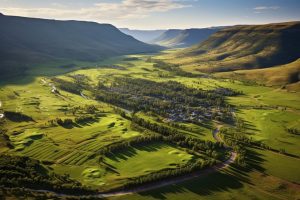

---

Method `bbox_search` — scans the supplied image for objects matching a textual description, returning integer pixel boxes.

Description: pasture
[0,53,299,199]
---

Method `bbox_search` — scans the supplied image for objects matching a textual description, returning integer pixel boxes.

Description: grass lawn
[237,108,300,156]
[108,146,300,200]
[52,142,197,190]
[104,142,195,179]
[254,148,300,183]
[109,170,300,200]
[101,142,197,189]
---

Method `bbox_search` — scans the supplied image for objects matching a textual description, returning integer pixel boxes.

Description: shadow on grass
[59,117,100,129]
[0,60,102,87]
[106,142,166,162]
[136,146,266,199]
[107,147,138,162]
[138,171,244,199]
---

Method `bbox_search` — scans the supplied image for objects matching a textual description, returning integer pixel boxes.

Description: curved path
[3,127,237,198]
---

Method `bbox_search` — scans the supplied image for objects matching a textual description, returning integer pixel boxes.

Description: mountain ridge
[151,28,221,48]
[119,28,166,43]
[0,14,162,78]
[164,21,300,72]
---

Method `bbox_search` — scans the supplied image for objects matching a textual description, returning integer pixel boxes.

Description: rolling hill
[164,22,300,73]
[217,59,300,91]
[0,14,162,79]
[119,28,166,43]
[151,28,220,48]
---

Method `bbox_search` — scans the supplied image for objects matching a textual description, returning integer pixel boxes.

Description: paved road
[2,127,237,198]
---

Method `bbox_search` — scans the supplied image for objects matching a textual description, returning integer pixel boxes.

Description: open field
[0,53,299,199]
[237,108,300,156]
[110,170,300,200]
[51,142,196,190]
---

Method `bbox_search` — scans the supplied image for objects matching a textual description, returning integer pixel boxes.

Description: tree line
[124,159,216,188]
[0,155,95,195]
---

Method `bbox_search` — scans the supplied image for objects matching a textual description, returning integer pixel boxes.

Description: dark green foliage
[69,74,91,86]
[4,111,34,122]
[0,128,13,149]
[61,118,73,125]
[153,60,198,77]
[85,105,98,114]
[56,118,73,127]
[99,115,226,165]
[51,78,82,94]
[131,115,225,154]
[48,118,74,128]
[123,57,139,61]
[75,116,95,124]
[0,155,94,195]
[287,128,299,135]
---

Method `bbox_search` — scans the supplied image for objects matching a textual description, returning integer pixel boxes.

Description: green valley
[0,5,300,200]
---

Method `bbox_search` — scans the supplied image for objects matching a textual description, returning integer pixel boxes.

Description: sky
[0,0,300,29]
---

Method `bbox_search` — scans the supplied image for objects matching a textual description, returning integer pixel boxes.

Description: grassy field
[215,59,300,92]
[108,146,300,200]
[51,142,195,190]
[110,166,300,200]
[0,52,299,199]
[237,109,300,156]
[0,54,215,191]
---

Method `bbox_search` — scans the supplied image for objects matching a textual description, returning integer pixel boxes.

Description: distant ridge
[168,21,300,72]
[151,28,221,48]
[152,29,182,44]
[161,21,300,91]
[119,28,166,43]
[0,14,162,78]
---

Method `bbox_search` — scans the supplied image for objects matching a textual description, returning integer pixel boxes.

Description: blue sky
[0,0,300,29]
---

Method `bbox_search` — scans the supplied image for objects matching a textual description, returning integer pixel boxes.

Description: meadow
[0,53,299,199]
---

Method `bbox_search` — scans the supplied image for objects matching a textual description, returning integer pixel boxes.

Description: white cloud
[254,6,280,10]
[0,0,191,21]
[253,6,280,14]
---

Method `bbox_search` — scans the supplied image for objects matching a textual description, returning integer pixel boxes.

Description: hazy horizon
[1,0,300,29]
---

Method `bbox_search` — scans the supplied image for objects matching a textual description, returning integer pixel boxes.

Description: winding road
[3,127,237,198]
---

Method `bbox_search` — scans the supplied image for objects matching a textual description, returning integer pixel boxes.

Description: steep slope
[164,22,300,73]
[0,14,161,78]
[119,28,166,43]
[152,28,220,48]
[151,29,182,45]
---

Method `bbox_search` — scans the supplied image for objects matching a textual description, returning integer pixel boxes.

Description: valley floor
[0,53,299,200]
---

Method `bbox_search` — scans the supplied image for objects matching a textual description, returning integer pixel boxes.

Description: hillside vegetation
[219,59,300,90]
[0,14,161,79]
[152,28,219,48]
[160,22,300,72]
